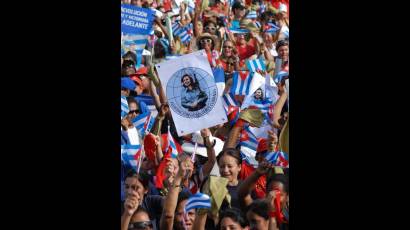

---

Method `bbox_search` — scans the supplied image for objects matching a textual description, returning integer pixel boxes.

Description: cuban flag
[132,112,154,138]
[274,70,289,84]
[121,96,129,118]
[264,23,280,34]
[123,35,148,52]
[164,130,179,158]
[135,94,158,118]
[246,11,258,19]
[212,67,225,97]
[255,21,261,28]
[264,151,289,168]
[184,192,211,212]
[172,22,193,45]
[121,144,142,172]
[239,127,259,167]
[230,71,253,96]
[246,58,266,73]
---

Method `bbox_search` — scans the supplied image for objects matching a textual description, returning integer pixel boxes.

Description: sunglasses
[205,26,216,31]
[128,109,140,114]
[223,46,233,49]
[128,221,153,230]
[200,38,213,44]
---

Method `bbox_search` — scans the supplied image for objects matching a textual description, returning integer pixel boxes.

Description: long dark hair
[181,74,202,91]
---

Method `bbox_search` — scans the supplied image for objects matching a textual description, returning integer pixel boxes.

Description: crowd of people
[121,0,289,229]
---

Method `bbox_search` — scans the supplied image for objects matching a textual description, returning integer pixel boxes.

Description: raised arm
[160,159,188,230]
[200,128,217,176]
[238,160,274,209]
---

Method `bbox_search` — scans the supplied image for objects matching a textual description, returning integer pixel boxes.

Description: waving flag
[230,71,253,96]
[274,71,289,84]
[246,11,258,19]
[264,151,289,168]
[164,130,179,158]
[121,96,129,118]
[135,94,158,118]
[121,145,142,171]
[184,192,211,212]
[123,35,148,52]
[213,67,225,97]
[264,23,280,33]
[172,22,193,45]
[132,112,154,138]
[229,28,250,34]
[246,58,266,72]
[239,127,259,167]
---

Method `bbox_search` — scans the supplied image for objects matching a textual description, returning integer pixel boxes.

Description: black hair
[181,74,195,88]
[125,169,150,190]
[126,96,138,105]
[276,40,289,51]
[122,51,137,64]
[218,208,248,229]
[216,148,242,165]
[246,199,270,220]
[177,190,192,207]
[266,173,289,193]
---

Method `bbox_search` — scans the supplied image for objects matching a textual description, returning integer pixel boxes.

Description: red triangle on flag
[239,71,248,81]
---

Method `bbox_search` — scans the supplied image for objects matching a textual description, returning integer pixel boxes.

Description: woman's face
[235,33,246,45]
[200,38,213,51]
[205,22,217,35]
[218,154,241,184]
[278,45,289,59]
[175,199,195,230]
[254,89,262,99]
[197,21,203,34]
[267,181,288,206]
[124,177,147,206]
[220,217,244,230]
[263,33,273,44]
[223,41,234,57]
[234,8,246,18]
[182,76,191,87]
[246,211,268,230]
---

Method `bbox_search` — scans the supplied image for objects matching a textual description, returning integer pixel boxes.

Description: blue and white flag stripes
[264,151,289,168]
[274,71,289,84]
[212,67,225,97]
[165,129,179,159]
[222,92,238,112]
[121,96,129,118]
[239,127,259,167]
[229,28,250,34]
[132,112,154,138]
[123,34,149,52]
[264,23,280,33]
[172,22,193,44]
[135,94,158,118]
[230,71,253,96]
[184,192,211,212]
[246,11,257,19]
[240,127,258,151]
[121,145,142,170]
[246,58,266,72]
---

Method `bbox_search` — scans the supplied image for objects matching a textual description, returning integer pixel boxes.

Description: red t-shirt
[236,44,256,60]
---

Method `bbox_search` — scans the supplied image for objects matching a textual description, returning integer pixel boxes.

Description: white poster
[156,50,228,136]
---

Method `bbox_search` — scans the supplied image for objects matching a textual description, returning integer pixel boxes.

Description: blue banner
[121,4,154,35]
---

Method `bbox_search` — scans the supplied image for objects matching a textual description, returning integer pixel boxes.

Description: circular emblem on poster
[166,67,218,119]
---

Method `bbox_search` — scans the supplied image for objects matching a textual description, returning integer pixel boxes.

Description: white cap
[279,3,288,13]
